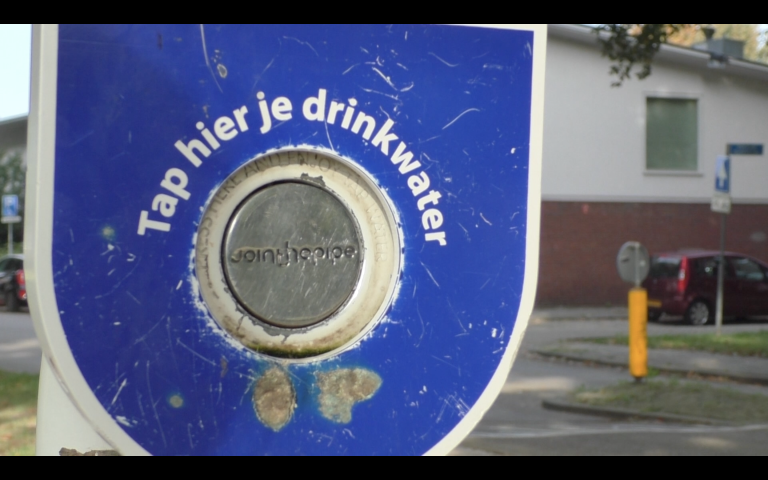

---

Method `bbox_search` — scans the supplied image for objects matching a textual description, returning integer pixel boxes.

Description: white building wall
[543,29,768,204]
[0,116,27,163]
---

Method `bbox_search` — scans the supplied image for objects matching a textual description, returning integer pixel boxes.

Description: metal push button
[196,149,400,359]
[223,182,362,329]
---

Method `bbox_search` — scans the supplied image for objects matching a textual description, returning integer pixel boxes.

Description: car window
[0,259,9,272]
[694,258,719,278]
[8,259,21,271]
[730,257,765,282]
[649,257,681,278]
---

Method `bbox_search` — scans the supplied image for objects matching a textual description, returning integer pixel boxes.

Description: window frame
[643,91,702,176]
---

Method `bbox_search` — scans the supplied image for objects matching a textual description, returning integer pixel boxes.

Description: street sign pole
[715,213,726,336]
[1,194,21,255]
[712,145,763,336]
[711,154,732,336]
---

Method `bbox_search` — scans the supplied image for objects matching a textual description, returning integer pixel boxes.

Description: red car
[0,254,26,312]
[643,250,768,325]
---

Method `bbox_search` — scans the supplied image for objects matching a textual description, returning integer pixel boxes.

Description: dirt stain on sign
[316,368,382,424]
[253,367,296,431]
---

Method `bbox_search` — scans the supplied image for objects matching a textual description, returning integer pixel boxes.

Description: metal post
[629,288,648,381]
[8,222,12,255]
[715,213,727,336]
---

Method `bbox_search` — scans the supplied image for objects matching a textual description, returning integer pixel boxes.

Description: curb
[531,349,768,386]
[541,399,732,426]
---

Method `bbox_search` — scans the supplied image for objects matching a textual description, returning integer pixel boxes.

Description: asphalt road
[456,355,768,456]
[0,309,40,374]
[455,316,768,456]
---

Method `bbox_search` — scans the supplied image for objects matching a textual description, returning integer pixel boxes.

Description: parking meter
[27,24,546,455]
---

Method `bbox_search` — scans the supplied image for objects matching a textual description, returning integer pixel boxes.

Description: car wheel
[648,310,662,323]
[5,290,19,313]
[685,300,711,326]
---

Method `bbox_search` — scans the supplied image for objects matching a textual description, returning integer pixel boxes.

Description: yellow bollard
[628,288,648,380]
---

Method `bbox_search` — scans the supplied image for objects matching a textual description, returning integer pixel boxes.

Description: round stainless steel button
[223,182,362,329]
[196,148,400,359]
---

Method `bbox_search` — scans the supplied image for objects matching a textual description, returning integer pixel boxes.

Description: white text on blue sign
[137,89,448,247]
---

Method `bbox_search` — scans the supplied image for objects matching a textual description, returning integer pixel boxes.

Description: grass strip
[0,243,23,257]
[0,370,38,456]
[582,331,768,358]
[571,379,768,423]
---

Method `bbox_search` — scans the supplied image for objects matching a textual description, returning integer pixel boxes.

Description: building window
[646,98,698,171]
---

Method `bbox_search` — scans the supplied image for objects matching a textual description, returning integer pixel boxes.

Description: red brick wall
[537,201,768,306]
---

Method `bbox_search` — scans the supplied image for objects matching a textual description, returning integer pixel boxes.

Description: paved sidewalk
[0,311,41,374]
[530,307,628,322]
[535,341,768,385]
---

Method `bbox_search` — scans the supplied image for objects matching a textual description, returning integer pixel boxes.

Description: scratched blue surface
[52,24,535,455]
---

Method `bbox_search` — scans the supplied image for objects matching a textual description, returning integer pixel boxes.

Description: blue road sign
[728,144,763,156]
[715,156,731,194]
[2,195,18,218]
[28,24,545,456]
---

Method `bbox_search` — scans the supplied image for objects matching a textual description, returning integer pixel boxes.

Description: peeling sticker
[316,368,382,424]
[60,448,120,457]
[254,367,296,431]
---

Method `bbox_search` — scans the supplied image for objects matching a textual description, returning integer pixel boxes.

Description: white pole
[36,356,115,456]
[715,214,726,336]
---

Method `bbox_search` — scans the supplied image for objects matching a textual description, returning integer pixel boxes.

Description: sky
[0,24,31,122]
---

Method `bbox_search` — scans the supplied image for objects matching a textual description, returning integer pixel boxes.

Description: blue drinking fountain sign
[2,195,18,219]
[27,24,546,455]
[715,156,731,194]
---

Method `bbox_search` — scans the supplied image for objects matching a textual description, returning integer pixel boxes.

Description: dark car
[643,250,768,325]
[0,254,26,312]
